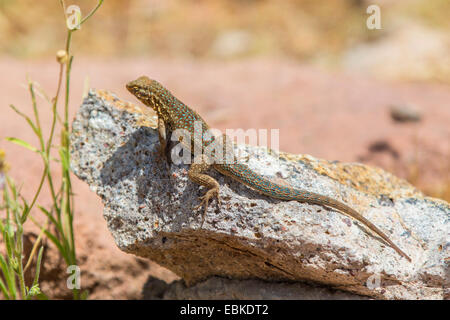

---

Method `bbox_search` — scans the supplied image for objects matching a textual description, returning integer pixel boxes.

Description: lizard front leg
[188,156,221,227]
[157,117,173,164]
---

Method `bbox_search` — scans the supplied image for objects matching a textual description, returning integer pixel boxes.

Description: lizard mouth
[125,81,139,94]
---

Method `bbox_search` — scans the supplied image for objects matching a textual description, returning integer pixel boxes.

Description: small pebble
[390,104,422,123]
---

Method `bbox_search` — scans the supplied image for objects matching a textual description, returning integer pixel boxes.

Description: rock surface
[70,89,449,300]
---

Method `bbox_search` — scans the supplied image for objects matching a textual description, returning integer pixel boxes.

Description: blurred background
[0,0,449,299]
[1,0,449,82]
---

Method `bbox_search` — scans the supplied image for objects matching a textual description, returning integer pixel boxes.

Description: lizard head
[126,76,165,110]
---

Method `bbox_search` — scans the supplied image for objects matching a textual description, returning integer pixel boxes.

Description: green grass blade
[31,246,44,287]
[80,0,104,25]
[4,227,14,261]
[5,137,38,153]
[0,276,10,299]
[36,206,61,232]
[59,147,70,171]
[0,254,16,299]
[41,229,70,265]
[9,104,39,136]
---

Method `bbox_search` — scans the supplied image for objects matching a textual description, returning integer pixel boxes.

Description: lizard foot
[194,188,221,227]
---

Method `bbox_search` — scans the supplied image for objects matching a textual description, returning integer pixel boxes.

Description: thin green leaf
[20,200,30,224]
[32,246,44,287]
[5,138,38,153]
[0,276,10,300]
[59,147,70,171]
[4,227,14,261]
[80,0,104,25]
[28,79,42,132]
[36,206,61,234]
[9,104,39,136]
[42,229,70,265]
[0,254,16,299]
[32,209,71,264]
[6,176,18,201]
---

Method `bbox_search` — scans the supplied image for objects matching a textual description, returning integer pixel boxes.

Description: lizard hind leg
[188,155,221,227]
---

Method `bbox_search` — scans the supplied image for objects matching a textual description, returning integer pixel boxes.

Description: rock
[70,89,449,300]
[390,104,422,123]
[142,276,367,300]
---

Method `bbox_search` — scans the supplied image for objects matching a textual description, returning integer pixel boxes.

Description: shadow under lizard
[126,76,411,262]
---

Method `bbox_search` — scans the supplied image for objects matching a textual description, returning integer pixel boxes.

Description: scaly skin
[126,76,411,262]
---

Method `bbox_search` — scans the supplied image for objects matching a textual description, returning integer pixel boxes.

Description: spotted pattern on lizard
[126,76,411,262]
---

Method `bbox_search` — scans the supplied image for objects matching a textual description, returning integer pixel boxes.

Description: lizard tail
[296,192,412,262]
[216,163,411,261]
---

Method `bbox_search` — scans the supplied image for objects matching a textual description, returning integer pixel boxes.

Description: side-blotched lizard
[126,76,411,262]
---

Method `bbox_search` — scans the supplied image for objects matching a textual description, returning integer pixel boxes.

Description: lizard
[126,76,411,262]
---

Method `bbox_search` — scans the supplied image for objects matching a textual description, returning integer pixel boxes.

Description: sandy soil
[0,57,449,299]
